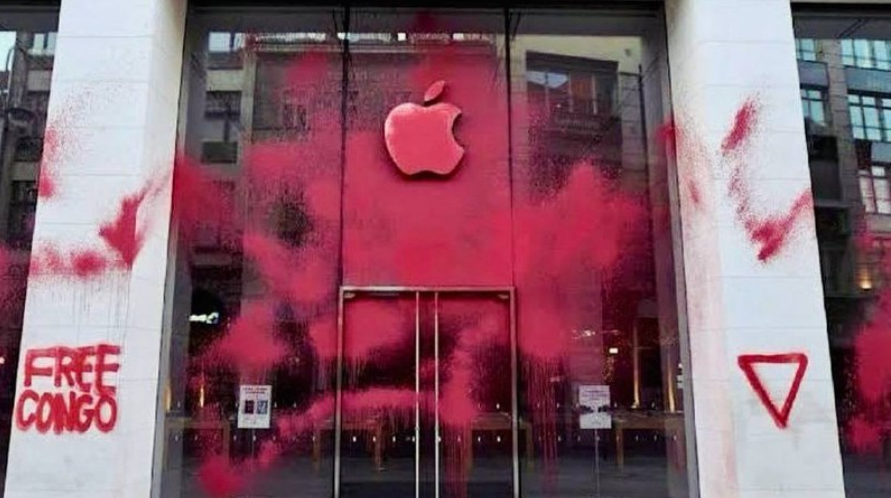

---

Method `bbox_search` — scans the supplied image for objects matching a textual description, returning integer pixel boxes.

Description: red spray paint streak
[660,116,710,210]
[722,98,813,263]
[34,93,91,200]
[98,187,149,268]
[37,127,60,199]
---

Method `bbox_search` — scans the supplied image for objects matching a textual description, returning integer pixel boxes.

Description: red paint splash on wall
[721,99,758,156]
[37,122,63,200]
[98,188,149,268]
[723,98,813,262]
[31,247,109,279]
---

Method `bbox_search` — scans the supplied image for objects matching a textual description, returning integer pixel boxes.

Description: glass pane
[437,294,513,498]
[841,39,854,58]
[864,107,880,128]
[812,102,825,124]
[208,32,233,52]
[340,294,419,498]
[855,39,873,67]
[850,106,864,127]
[511,9,687,498]
[861,177,877,212]
[155,9,345,498]
[876,178,890,200]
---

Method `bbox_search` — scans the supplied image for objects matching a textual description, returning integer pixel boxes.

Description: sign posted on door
[238,385,272,429]
[578,384,611,430]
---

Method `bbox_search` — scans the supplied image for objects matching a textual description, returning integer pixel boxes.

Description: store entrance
[335,287,518,498]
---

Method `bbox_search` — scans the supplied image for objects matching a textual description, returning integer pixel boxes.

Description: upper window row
[796,38,891,71]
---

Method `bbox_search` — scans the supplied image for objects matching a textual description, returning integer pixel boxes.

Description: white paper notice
[578,384,611,430]
[238,385,272,429]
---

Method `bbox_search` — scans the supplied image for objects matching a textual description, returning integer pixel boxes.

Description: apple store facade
[0,1,883,498]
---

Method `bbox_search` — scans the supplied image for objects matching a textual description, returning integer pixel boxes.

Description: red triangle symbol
[737,353,809,429]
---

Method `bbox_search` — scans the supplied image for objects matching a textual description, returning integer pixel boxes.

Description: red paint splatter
[747,191,812,262]
[204,302,287,376]
[30,246,111,279]
[37,167,55,200]
[848,415,884,454]
[723,98,812,262]
[70,249,108,278]
[197,455,246,498]
[721,98,758,156]
[98,188,148,268]
[343,299,412,362]
[37,125,63,200]
[171,154,240,251]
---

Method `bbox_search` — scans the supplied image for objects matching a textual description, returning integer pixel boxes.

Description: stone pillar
[3,0,185,497]
[665,1,846,497]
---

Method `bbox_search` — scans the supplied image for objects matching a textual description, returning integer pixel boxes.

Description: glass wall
[157,5,689,498]
[0,5,58,496]
[794,8,891,498]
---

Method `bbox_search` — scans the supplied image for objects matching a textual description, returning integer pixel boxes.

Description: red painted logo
[384,80,464,176]
[737,353,808,429]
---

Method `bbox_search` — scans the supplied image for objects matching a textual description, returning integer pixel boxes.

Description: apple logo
[384,80,464,176]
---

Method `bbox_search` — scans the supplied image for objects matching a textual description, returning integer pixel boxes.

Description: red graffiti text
[15,344,121,434]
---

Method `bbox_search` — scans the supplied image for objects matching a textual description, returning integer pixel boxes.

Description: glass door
[336,288,517,498]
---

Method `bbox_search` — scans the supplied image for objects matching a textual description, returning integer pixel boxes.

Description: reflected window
[202,91,241,163]
[526,52,615,116]
[28,32,55,56]
[802,87,827,125]
[208,31,245,52]
[797,38,818,61]
[841,39,891,70]
[7,181,37,249]
[848,93,891,141]
[860,162,891,214]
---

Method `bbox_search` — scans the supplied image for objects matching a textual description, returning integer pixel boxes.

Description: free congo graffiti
[15,344,121,434]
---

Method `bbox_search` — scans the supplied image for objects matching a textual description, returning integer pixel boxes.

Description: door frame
[333,286,519,498]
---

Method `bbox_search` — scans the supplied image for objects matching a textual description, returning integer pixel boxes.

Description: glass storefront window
[157,6,689,498]
[795,9,891,497]
[0,6,59,496]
